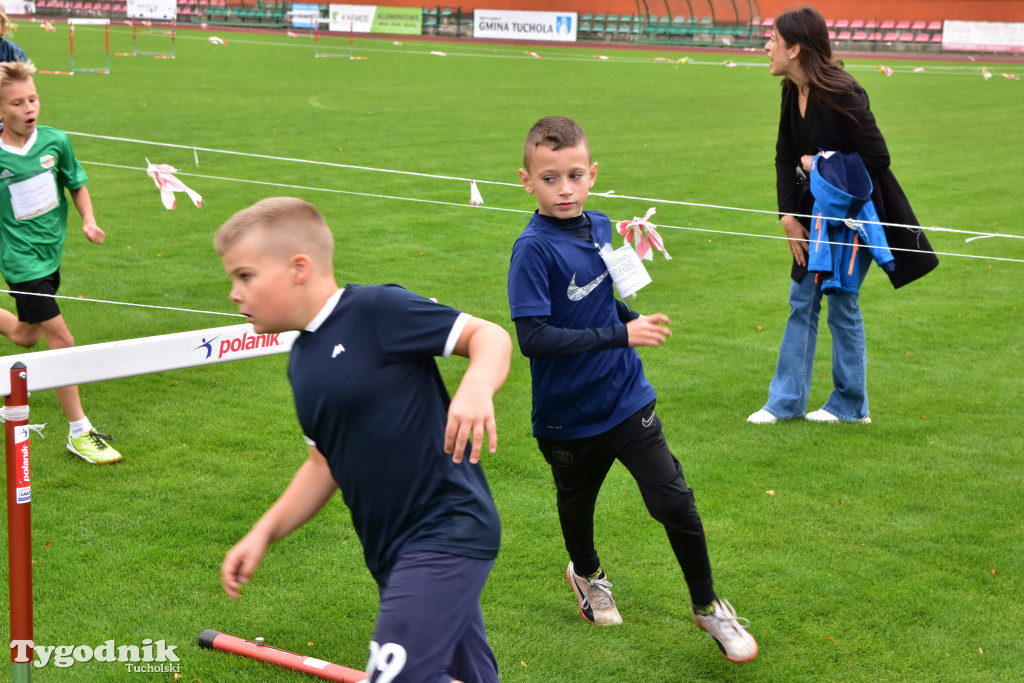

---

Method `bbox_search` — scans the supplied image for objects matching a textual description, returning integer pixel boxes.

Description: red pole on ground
[6,362,34,681]
[198,630,365,682]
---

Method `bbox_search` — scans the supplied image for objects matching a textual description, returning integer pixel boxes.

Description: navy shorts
[6,270,61,324]
[367,551,499,683]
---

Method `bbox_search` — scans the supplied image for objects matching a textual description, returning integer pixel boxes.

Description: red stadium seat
[837,30,851,41]
[898,32,914,42]
[852,31,867,41]
[927,21,942,31]
[930,32,943,43]
[835,19,849,29]
[914,33,930,43]
[850,19,865,29]
[896,20,911,30]
[882,31,898,41]
[880,20,895,30]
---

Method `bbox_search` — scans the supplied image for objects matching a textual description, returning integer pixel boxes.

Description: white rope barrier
[70,132,1022,244]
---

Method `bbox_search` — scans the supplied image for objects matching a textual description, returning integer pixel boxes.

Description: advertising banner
[473,9,577,42]
[942,20,1024,53]
[126,0,176,20]
[328,4,422,34]
[291,2,320,29]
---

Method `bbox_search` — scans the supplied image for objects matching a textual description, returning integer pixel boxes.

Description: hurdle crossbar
[68,18,110,75]
[199,630,366,681]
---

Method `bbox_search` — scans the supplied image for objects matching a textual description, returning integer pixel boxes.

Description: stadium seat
[927,20,942,31]
[837,30,851,41]
[882,31,898,41]
[761,16,774,28]
[865,19,877,29]
[898,32,913,42]
[828,30,836,39]
[880,20,895,30]
[914,33,930,43]
[850,19,864,29]
[931,32,943,43]
[911,20,926,31]
[896,20,910,30]
[834,19,849,29]
[825,18,834,27]
[580,21,591,33]
[852,31,867,41]
[867,32,882,41]
[581,13,593,22]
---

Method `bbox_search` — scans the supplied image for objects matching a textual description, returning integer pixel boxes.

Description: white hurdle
[70,18,111,75]
[2,323,296,679]
[38,18,111,75]
[290,11,356,60]
[0,323,296,396]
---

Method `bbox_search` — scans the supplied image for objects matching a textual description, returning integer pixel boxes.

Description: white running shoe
[567,562,623,626]
[693,598,758,663]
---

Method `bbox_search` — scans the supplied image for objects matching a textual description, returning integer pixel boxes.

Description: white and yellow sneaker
[68,428,122,465]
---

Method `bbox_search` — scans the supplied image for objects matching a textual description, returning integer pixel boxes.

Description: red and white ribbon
[877,64,893,76]
[616,207,671,261]
[470,180,484,206]
[146,159,203,210]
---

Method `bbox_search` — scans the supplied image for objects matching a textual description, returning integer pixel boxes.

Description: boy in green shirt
[0,60,121,464]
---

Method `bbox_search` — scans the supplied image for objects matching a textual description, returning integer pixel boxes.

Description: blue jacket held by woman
[807,151,895,294]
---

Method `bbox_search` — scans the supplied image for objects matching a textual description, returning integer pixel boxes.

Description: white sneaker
[693,598,758,663]
[746,409,777,424]
[805,408,871,423]
[567,562,622,626]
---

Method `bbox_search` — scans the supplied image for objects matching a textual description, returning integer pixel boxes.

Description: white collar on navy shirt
[304,288,344,333]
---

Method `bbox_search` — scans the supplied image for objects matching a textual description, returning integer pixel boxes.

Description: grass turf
[1,23,1022,681]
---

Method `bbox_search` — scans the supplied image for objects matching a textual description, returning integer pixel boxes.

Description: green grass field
[2,20,1023,681]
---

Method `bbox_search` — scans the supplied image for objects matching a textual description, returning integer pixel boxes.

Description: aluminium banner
[328,4,422,34]
[474,9,578,42]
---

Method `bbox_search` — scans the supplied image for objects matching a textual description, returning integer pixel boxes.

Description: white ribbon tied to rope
[146,159,203,210]
[470,180,484,206]
[616,207,671,261]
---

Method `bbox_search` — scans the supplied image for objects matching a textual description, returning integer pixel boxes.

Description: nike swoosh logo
[567,271,608,301]
[642,413,655,428]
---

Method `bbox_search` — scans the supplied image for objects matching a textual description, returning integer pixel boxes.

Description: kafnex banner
[473,9,577,42]
[328,4,422,34]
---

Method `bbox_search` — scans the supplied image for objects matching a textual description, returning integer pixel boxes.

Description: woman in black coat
[747,5,938,425]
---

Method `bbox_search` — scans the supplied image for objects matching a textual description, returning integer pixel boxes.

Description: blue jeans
[762,262,870,421]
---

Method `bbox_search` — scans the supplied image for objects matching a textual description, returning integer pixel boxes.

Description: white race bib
[9,172,59,221]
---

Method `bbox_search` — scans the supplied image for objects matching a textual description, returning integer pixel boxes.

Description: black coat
[775,79,938,288]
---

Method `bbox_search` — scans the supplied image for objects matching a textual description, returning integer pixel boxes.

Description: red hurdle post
[5,362,34,683]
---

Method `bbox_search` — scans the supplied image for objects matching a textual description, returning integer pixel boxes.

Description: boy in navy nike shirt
[507,116,757,663]
[216,197,510,683]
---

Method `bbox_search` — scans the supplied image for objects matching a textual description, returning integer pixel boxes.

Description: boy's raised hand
[626,313,672,347]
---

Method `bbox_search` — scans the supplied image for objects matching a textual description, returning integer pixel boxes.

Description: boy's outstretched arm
[221,446,338,600]
[446,316,512,464]
[68,185,105,244]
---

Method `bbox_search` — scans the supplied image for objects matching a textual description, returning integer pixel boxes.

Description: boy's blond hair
[214,197,334,270]
[0,60,35,98]
[523,116,590,170]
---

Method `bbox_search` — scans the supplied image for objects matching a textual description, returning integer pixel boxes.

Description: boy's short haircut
[0,59,36,94]
[523,116,590,170]
[214,197,334,269]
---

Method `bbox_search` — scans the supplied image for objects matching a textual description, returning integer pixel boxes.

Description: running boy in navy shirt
[507,116,757,663]
[216,197,510,683]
